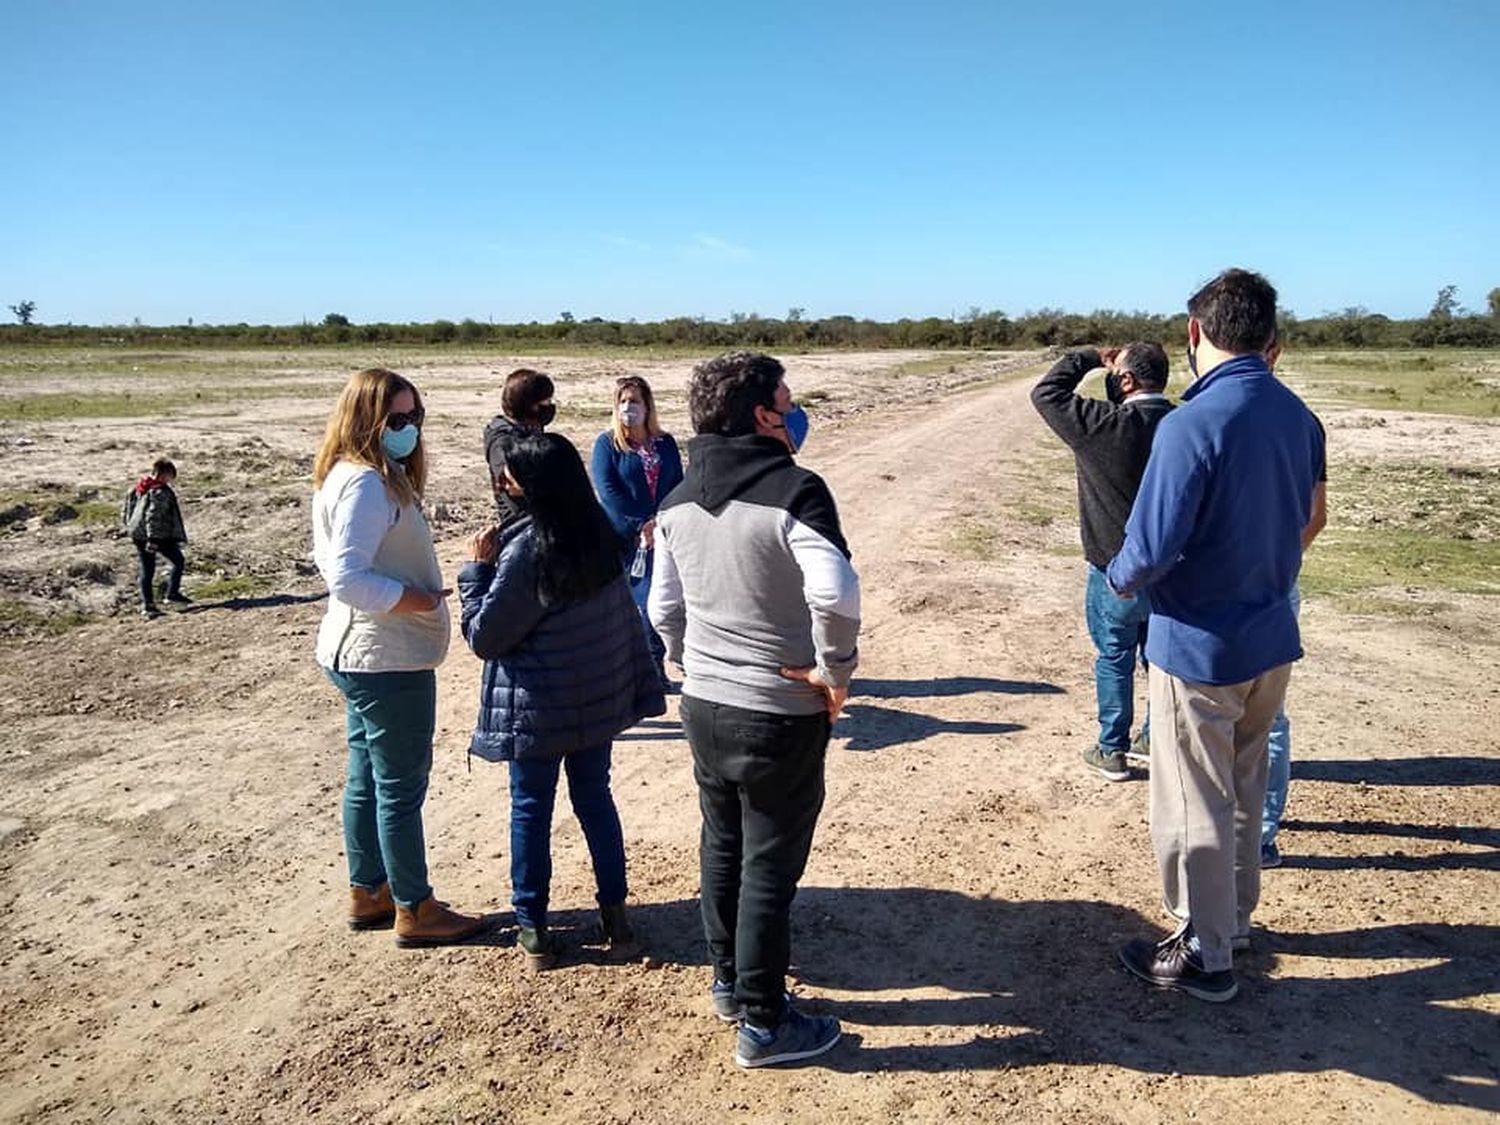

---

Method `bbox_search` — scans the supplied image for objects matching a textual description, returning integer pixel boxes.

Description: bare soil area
[0,350,1496,1123]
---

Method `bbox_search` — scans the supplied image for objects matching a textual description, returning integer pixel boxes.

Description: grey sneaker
[1118,933,1238,1003]
[710,978,742,1023]
[1082,744,1129,782]
[1260,842,1282,869]
[735,1005,841,1069]
[1125,729,1151,767]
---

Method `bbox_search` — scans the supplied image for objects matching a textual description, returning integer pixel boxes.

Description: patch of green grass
[73,500,120,526]
[0,381,336,421]
[949,520,1002,560]
[1283,350,1500,418]
[890,355,966,378]
[190,575,272,600]
[0,600,95,636]
[1299,460,1500,605]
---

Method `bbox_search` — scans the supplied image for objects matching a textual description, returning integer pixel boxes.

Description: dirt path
[1,362,1496,1123]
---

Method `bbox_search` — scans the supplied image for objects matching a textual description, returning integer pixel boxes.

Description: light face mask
[382,425,420,460]
[619,402,646,427]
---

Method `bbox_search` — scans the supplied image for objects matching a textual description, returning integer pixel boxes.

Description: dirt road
[1,354,1496,1123]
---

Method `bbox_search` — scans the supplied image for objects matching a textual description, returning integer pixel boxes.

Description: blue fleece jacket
[1105,355,1325,685]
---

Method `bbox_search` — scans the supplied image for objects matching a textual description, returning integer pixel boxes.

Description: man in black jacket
[1031,344,1174,781]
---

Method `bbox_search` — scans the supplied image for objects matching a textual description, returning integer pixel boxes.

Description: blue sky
[5,1,1497,326]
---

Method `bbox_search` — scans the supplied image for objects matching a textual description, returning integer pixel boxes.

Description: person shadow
[739,887,1496,1111]
[835,703,1024,752]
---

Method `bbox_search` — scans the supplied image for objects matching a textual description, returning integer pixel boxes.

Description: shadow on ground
[621,887,1497,1110]
[835,703,1024,752]
[1293,756,1500,787]
[852,677,1064,699]
[180,591,328,614]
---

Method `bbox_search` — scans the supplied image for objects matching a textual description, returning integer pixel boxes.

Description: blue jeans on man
[508,744,628,930]
[1261,585,1302,850]
[1086,565,1151,750]
[325,667,436,910]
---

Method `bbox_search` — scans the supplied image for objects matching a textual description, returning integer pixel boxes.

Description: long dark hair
[503,432,622,606]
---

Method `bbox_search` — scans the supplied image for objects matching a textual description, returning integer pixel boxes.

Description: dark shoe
[393,896,488,948]
[1082,744,1129,782]
[711,978,743,1023]
[735,1004,842,1069]
[140,604,162,619]
[518,925,560,971]
[599,902,640,959]
[1125,729,1151,767]
[1260,842,1282,869]
[1118,933,1238,1002]
[165,592,192,605]
[348,883,396,930]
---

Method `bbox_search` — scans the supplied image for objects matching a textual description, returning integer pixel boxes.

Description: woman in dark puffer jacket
[458,432,665,969]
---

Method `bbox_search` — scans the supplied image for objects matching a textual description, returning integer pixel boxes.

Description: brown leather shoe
[394,896,488,948]
[348,884,396,931]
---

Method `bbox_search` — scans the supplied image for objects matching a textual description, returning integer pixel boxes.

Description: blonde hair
[610,375,663,452]
[313,368,427,504]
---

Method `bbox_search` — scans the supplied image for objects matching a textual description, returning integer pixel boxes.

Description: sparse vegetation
[1282,351,1500,417]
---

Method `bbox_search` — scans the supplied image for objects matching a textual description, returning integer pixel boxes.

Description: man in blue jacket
[1031,343,1175,782]
[1106,268,1324,1002]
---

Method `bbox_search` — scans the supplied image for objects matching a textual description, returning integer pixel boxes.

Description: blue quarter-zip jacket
[1105,354,1325,685]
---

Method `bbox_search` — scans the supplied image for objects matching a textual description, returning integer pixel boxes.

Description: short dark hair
[502,369,555,425]
[688,351,784,436]
[1187,268,1278,354]
[152,458,177,478]
[1119,342,1169,391]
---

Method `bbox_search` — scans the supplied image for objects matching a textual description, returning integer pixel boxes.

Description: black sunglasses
[386,406,425,431]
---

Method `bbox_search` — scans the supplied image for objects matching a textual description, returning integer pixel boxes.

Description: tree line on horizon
[5,287,1499,350]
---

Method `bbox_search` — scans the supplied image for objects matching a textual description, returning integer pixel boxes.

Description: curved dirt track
[1,354,1497,1123]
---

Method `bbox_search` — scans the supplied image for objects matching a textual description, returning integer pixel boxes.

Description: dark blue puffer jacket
[457,519,666,761]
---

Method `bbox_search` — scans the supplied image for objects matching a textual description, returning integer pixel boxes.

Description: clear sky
[5,0,1497,326]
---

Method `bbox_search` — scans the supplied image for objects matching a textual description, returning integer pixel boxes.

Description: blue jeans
[324,667,436,909]
[1262,586,1303,847]
[1085,565,1152,751]
[629,547,667,667]
[508,744,628,930]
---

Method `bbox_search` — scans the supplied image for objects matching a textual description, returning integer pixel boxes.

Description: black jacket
[1031,348,1175,569]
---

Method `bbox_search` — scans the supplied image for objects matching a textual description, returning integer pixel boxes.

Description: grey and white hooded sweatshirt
[648,432,859,715]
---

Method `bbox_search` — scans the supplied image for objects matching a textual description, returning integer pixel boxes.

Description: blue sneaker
[710,979,742,1023]
[735,1005,841,1069]
[1260,842,1282,869]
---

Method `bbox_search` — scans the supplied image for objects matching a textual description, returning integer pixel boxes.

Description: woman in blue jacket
[590,376,684,685]
[459,432,665,969]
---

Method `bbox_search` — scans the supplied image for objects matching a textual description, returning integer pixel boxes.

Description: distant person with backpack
[121,457,190,618]
[1031,343,1175,781]
[484,369,557,526]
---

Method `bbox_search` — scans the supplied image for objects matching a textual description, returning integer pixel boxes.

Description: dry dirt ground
[0,350,1496,1124]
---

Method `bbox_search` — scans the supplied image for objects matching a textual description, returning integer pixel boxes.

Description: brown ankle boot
[394,896,488,948]
[348,884,396,931]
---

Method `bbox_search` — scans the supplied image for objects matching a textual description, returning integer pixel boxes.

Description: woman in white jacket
[312,367,486,946]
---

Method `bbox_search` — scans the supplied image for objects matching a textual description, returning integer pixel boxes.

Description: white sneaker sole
[735,1029,842,1069]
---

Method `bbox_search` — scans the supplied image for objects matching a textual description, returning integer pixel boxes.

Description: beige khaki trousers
[1149,661,1292,971]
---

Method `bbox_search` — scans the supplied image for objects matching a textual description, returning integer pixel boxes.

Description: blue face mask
[381,424,420,461]
[783,404,810,452]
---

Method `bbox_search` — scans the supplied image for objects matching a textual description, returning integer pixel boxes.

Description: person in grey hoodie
[649,350,859,1069]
